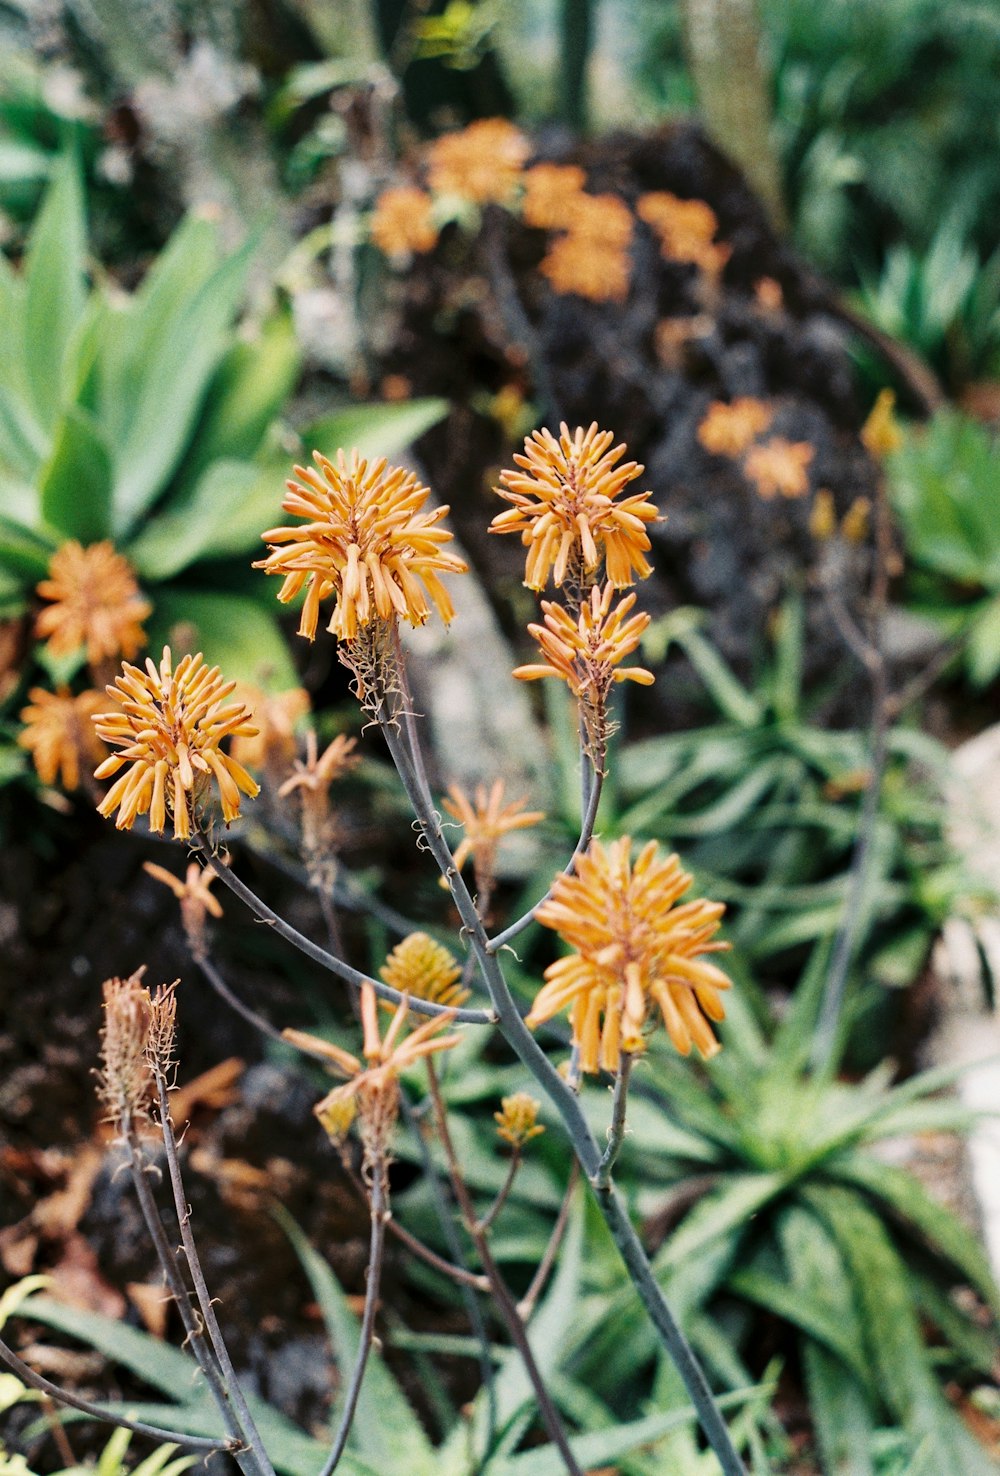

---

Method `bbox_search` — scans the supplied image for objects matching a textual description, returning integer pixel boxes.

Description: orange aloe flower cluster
[370,185,439,257]
[527,837,731,1074]
[230,685,311,775]
[18,686,106,790]
[36,540,151,667]
[257,451,467,644]
[380,931,468,1012]
[94,647,259,839]
[637,192,731,281]
[286,980,461,1164]
[538,192,634,304]
[426,118,530,203]
[490,422,659,591]
[520,163,587,229]
[697,399,814,502]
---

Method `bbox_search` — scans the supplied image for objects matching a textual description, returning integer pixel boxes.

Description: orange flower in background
[380,931,468,1011]
[521,162,586,229]
[514,583,654,698]
[18,686,106,790]
[637,191,730,278]
[527,837,731,1075]
[744,437,814,500]
[36,541,151,667]
[491,423,660,590]
[426,118,530,203]
[258,451,467,642]
[861,389,903,460]
[94,647,259,839]
[697,398,775,458]
[370,185,439,256]
[539,192,633,303]
[443,778,544,886]
[230,685,310,774]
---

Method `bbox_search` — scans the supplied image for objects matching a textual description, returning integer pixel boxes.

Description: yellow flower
[637,192,730,278]
[841,496,871,544]
[809,488,837,541]
[514,583,655,698]
[443,778,544,887]
[371,185,439,256]
[490,423,660,591]
[861,389,903,460]
[743,437,814,500]
[285,981,461,1162]
[494,1092,544,1147]
[93,647,259,840]
[526,837,731,1075]
[257,450,467,642]
[426,118,530,203]
[18,686,106,790]
[521,163,587,229]
[380,931,468,1011]
[538,192,634,304]
[230,685,310,774]
[697,398,775,458]
[35,541,151,667]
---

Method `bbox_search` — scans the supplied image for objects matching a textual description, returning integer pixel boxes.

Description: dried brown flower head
[277,730,359,881]
[143,860,223,959]
[697,398,775,458]
[538,192,634,303]
[521,163,587,229]
[526,837,731,1075]
[380,931,468,1012]
[637,192,730,279]
[743,437,814,500]
[257,451,467,645]
[443,779,544,896]
[97,969,153,1129]
[371,185,439,256]
[35,541,151,667]
[494,1092,544,1148]
[514,584,653,764]
[491,423,660,591]
[426,118,530,203]
[94,647,259,840]
[18,686,106,790]
[286,981,461,1174]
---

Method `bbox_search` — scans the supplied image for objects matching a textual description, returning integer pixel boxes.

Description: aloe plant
[0,154,446,690]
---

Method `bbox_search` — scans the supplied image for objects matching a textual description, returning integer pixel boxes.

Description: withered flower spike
[36,540,151,667]
[526,837,731,1076]
[93,646,259,839]
[98,969,153,1130]
[491,423,661,592]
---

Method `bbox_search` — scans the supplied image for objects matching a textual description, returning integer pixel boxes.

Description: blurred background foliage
[2,3,999,1474]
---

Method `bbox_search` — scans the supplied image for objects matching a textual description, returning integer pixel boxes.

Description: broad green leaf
[654,1173,785,1274]
[146,590,298,691]
[303,398,448,464]
[39,406,113,542]
[126,460,265,579]
[967,594,1000,687]
[180,311,301,484]
[0,1276,50,1331]
[0,513,56,579]
[23,153,87,428]
[110,237,256,537]
[21,1296,200,1401]
[830,1154,1000,1317]
[272,1205,433,1471]
[727,1266,868,1380]
[0,382,48,486]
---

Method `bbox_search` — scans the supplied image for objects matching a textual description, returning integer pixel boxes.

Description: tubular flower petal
[93,647,259,838]
[443,779,544,890]
[526,837,731,1075]
[380,931,468,1012]
[491,423,660,592]
[257,450,467,642]
[18,686,106,790]
[36,541,151,667]
[426,118,530,203]
[230,685,310,774]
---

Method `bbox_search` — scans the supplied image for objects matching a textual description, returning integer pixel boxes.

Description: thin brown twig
[517,1160,581,1322]
[342,1159,490,1291]
[425,1060,584,1476]
[476,1149,522,1235]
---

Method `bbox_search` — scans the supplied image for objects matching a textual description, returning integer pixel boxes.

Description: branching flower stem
[317,1171,387,1476]
[593,1054,634,1189]
[194,838,495,1027]
[153,1073,277,1476]
[425,1060,584,1476]
[0,1339,235,1454]
[517,1160,580,1322]
[121,1122,261,1476]
[377,709,748,1476]
[476,1148,522,1235]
